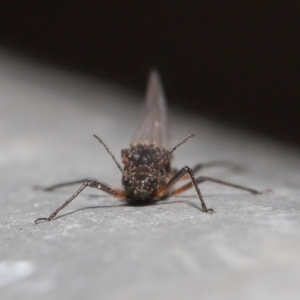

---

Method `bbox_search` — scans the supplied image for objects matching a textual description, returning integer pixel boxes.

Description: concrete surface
[0,49,300,300]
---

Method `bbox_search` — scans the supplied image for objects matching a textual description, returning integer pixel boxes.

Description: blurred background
[0,1,299,145]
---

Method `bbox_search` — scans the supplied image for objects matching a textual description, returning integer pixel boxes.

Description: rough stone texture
[0,50,300,300]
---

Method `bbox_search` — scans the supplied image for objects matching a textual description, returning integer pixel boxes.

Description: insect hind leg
[34,179,96,191]
[178,161,241,181]
[171,176,262,196]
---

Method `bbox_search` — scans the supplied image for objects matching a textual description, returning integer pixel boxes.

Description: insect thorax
[121,143,172,203]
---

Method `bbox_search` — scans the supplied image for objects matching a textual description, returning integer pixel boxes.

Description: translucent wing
[131,70,170,149]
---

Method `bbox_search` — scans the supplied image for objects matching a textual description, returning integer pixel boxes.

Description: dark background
[0,2,299,146]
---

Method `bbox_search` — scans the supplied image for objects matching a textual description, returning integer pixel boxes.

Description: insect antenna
[93,134,125,176]
[160,133,196,164]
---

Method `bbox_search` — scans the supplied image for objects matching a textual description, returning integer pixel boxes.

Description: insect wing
[131,70,170,149]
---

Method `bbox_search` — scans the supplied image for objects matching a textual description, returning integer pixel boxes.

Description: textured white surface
[0,50,300,300]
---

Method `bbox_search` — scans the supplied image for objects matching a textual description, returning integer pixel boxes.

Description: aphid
[34,71,262,224]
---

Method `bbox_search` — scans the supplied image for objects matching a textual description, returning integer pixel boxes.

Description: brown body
[121,144,174,204]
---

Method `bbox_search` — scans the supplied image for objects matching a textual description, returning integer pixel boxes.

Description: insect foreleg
[157,166,214,213]
[34,180,125,223]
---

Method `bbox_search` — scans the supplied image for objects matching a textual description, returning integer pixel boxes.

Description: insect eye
[150,178,158,188]
[123,177,133,186]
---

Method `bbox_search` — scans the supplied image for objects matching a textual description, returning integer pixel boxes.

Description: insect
[34,71,262,224]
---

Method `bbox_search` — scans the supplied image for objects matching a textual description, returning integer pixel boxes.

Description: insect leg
[34,180,125,224]
[178,161,241,181]
[170,176,262,196]
[192,161,241,174]
[34,179,96,191]
[157,166,214,213]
